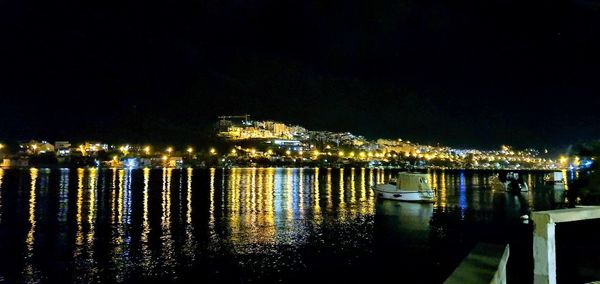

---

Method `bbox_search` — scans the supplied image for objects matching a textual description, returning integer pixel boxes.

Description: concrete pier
[445,243,510,284]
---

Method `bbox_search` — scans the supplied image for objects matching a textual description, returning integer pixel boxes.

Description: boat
[373,172,435,202]
[490,172,528,192]
[544,171,565,185]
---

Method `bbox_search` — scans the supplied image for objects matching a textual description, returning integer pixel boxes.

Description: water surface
[0,168,594,283]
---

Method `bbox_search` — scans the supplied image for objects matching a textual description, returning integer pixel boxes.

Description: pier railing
[531,206,600,284]
[445,243,510,284]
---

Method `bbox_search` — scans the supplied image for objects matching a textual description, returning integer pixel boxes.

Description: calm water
[0,168,596,283]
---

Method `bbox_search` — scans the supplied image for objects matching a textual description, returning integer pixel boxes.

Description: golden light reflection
[160,167,175,273]
[327,169,333,210]
[87,168,97,245]
[350,168,356,205]
[184,167,196,261]
[117,169,124,226]
[161,168,172,229]
[73,168,98,281]
[263,168,275,239]
[299,168,305,218]
[213,168,380,250]
[368,169,375,204]
[23,168,39,281]
[359,168,368,214]
[141,168,151,270]
[187,168,193,224]
[314,168,321,215]
[286,168,293,223]
[339,169,346,219]
[75,168,84,247]
[209,168,215,229]
[438,170,447,209]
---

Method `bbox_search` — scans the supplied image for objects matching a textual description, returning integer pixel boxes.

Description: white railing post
[532,212,556,284]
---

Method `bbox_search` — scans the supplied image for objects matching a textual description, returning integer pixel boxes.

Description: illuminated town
[0,116,580,170]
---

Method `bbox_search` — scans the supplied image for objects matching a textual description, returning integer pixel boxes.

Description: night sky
[1,0,600,149]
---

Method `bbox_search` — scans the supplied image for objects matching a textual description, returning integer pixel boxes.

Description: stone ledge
[445,243,510,284]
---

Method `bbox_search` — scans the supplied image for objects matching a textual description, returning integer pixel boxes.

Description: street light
[187,147,193,154]
[144,146,151,155]
[210,148,216,155]
[167,147,173,155]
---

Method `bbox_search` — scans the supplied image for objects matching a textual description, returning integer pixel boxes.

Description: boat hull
[373,184,435,203]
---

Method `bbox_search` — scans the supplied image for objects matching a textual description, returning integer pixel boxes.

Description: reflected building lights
[368,169,375,204]
[350,168,356,205]
[286,168,293,225]
[88,168,97,245]
[439,170,447,209]
[75,168,84,248]
[360,168,366,202]
[209,168,215,230]
[459,172,467,219]
[339,169,346,220]
[184,167,196,261]
[58,169,69,224]
[314,168,321,216]
[23,168,39,282]
[141,168,152,271]
[298,168,304,218]
[187,168,193,224]
[160,167,175,275]
[327,169,333,210]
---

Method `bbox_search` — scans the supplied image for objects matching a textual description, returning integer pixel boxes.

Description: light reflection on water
[0,168,568,283]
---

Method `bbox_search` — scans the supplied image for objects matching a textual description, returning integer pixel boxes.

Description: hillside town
[0,116,572,170]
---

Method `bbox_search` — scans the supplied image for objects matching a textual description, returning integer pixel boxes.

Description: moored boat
[490,172,528,192]
[373,172,435,202]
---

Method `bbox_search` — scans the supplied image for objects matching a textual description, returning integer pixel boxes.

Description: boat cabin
[395,172,432,191]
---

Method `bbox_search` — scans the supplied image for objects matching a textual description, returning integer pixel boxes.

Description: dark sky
[1,0,600,148]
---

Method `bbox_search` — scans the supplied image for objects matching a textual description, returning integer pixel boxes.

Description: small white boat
[373,172,435,202]
[490,172,528,192]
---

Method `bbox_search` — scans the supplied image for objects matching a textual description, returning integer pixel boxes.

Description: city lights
[0,118,560,170]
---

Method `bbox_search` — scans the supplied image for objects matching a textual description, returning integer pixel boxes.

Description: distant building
[2,158,29,168]
[20,140,55,155]
[167,157,183,168]
[55,141,71,156]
